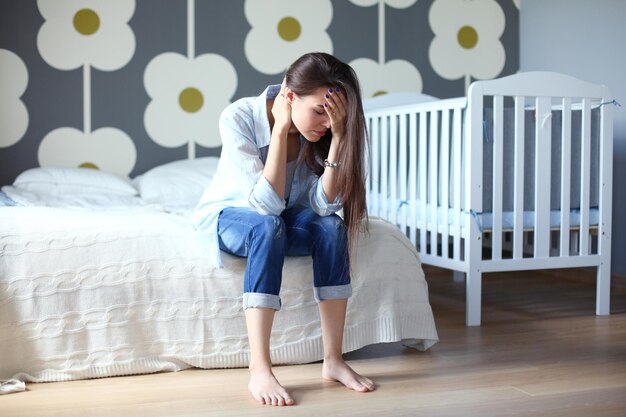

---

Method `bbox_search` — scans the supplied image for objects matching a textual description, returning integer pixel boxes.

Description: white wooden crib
[365,72,614,326]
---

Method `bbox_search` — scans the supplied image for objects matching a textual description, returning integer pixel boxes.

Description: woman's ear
[285,88,295,104]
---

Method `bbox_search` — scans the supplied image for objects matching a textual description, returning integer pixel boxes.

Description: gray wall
[0,0,519,183]
[520,0,626,276]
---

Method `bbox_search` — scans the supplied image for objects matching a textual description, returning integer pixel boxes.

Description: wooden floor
[3,268,626,417]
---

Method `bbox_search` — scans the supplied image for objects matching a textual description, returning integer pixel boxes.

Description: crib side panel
[364,98,468,271]
[468,72,611,272]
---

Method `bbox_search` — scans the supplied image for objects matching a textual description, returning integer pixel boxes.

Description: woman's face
[288,87,332,142]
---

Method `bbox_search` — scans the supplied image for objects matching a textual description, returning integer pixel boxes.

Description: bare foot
[322,358,376,392]
[248,366,295,406]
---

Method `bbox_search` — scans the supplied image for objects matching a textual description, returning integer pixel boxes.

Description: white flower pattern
[244,0,333,75]
[348,0,418,8]
[144,52,237,149]
[0,1,516,182]
[428,0,505,88]
[0,49,29,148]
[38,127,136,175]
[36,0,137,175]
[37,0,136,71]
[350,58,422,98]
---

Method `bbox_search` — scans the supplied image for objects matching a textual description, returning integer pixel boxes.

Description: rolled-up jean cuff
[242,292,282,311]
[314,284,352,303]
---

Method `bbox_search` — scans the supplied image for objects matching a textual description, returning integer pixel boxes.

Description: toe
[357,378,372,392]
[278,388,293,405]
[262,395,271,405]
[361,377,376,391]
[347,379,367,392]
[356,383,369,392]
[276,395,285,406]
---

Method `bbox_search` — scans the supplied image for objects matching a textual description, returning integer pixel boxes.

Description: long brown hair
[285,52,369,251]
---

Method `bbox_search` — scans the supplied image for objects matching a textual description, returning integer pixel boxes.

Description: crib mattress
[370,196,599,231]
[0,207,438,382]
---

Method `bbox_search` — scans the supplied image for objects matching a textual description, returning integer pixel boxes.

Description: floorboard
[2,267,625,416]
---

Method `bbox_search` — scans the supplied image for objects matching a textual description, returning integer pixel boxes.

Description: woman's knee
[312,214,347,241]
[251,214,286,241]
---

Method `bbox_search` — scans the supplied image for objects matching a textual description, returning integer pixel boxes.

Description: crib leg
[596,263,611,315]
[453,270,465,283]
[466,270,482,326]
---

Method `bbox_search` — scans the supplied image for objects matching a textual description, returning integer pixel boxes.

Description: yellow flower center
[73,9,100,36]
[277,17,301,42]
[457,25,478,49]
[373,90,388,97]
[79,162,99,169]
[179,87,204,113]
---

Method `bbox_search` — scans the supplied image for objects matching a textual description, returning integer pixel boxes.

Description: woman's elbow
[249,198,285,216]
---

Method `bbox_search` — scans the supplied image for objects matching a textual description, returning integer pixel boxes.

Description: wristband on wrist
[324,159,340,168]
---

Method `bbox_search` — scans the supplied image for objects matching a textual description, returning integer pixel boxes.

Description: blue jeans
[217,205,352,310]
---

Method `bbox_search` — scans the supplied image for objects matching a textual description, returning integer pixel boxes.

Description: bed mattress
[0,206,438,382]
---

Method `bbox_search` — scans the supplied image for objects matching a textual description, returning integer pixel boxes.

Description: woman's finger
[333,86,348,109]
[324,101,334,118]
[324,88,347,136]
[324,92,335,114]
[324,88,343,115]
[277,77,288,99]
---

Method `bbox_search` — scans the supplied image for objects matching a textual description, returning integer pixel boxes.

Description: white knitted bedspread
[0,207,438,382]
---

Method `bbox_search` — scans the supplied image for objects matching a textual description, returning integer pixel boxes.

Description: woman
[193,52,374,406]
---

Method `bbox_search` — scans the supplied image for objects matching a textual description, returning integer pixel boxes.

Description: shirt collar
[253,84,281,148]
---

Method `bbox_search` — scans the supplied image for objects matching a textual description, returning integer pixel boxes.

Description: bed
[364,71,614,326]
[0,159,438,386]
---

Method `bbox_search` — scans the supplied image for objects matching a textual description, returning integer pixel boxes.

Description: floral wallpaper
[0,0,519,184]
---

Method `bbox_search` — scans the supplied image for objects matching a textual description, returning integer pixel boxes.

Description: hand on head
[323,86,347,140]
[271,77,292,131]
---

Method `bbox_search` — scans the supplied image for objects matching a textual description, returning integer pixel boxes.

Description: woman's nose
[322,117,331,128]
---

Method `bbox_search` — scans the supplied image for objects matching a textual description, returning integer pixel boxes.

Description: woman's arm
[321,138,341,203]
[321,87,348,203]
[216,102,285,216]
[262,82,291,200]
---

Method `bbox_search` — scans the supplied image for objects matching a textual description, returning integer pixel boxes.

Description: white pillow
[134,157,219,211]
[13,166,137,196]
[1,185,149,209]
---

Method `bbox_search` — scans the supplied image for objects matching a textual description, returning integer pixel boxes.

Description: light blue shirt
[192,85,342,268]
